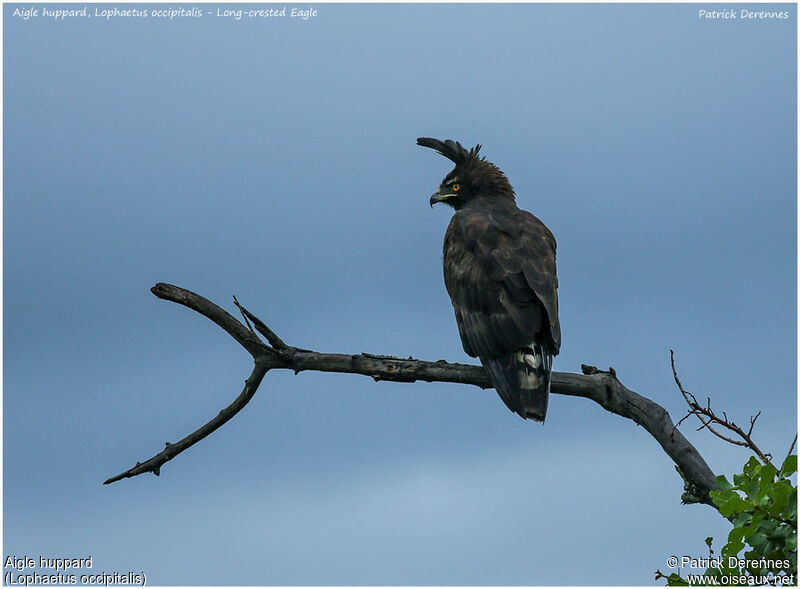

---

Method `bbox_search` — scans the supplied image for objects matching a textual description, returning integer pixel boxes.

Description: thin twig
[671,349,774,468]
[697,418,748,447]
[238,304,289,351]
[746,412,761,438]
[783,434,797,470]
[104,363,269,484]
[233,294,259,340]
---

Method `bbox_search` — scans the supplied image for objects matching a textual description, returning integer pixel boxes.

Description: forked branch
[670,350,775,468]
[105,283,718,506]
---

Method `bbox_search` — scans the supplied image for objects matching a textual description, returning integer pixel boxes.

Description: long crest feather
[417,137,481,166]
[417,136,514,202]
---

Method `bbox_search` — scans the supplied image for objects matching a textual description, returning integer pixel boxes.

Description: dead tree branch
[103,363,268,485]
[670,350,775,468]
[785,435,798,469]
[105,283,718,506]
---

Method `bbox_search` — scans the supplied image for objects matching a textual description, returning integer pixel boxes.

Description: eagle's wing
[443,206,560,359]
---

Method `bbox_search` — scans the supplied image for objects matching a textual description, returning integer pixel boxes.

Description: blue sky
[4,3,796,585]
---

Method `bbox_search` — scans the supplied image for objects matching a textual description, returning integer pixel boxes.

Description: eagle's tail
[482,343,552,422]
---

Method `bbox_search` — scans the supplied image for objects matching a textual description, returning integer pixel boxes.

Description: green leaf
[749,531,768,552]
[721,539,745,558]
[728,527,746,544]
[786,533,797,552]
[785,490,797,519]
[705,536,713,549]
[780,454,797,478]
[718,494,753,518]
[756,518,778,536]
[771,524,793,540]
[760,464,777,483]
[715,475,734,491]
[732,512,753,528]
[742,513,764,539]
[665,573,689,586]
[744,456,761,476]
[710,488,736,508]
[747,479,761,501]
[768,482,791,515]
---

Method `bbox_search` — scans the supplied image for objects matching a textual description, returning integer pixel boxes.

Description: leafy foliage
[662,454,797,586]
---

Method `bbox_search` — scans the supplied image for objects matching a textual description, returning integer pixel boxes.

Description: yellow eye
[452,183,460,192]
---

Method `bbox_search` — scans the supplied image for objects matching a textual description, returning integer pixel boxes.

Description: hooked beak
[429,189,455,207]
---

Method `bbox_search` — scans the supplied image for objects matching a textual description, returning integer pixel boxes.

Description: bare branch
[104,362,269,484]
[233,294,259,340]
[238,302,289,352]
[784,434,797,469]
[151,283,266,357]
[577,364,716,505]
[705,425,749,448]
[105,284,719,506]
[747,411,761,438]
[671,350,775,468]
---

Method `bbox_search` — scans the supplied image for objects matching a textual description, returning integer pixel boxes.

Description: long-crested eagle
[419,137,560,422]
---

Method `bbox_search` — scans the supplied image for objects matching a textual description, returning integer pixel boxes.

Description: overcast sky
[4,2,796,585]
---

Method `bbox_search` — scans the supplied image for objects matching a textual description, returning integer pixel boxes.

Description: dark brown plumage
[419,137,560,422]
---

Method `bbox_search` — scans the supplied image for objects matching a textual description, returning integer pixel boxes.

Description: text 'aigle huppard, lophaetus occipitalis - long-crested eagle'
[418,137,561,422]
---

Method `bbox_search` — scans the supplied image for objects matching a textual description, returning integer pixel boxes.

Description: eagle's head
[417,137,515,209]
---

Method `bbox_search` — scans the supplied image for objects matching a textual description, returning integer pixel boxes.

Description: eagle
[419,137,560,422]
